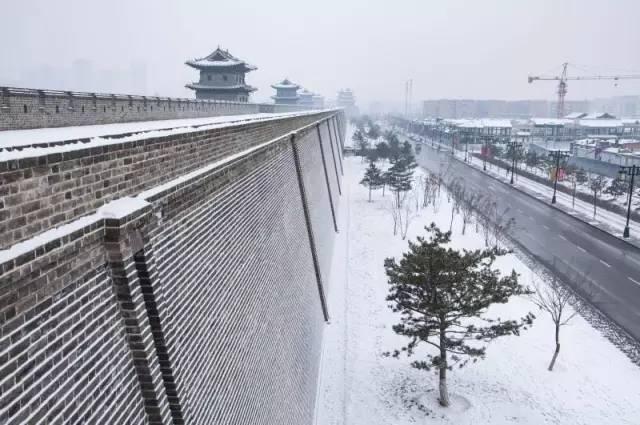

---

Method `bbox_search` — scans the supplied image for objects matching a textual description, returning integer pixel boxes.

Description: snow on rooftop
[271,79,300,90]
[579,119,623,128]
[530,118,572,126]
[583,112,616,120]
[449,118,512,128]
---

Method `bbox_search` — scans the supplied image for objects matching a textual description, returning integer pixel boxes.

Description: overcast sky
[2,0,640,108]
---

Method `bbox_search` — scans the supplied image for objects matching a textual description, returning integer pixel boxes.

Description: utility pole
[619,164,640,238]
[548,150,570,204]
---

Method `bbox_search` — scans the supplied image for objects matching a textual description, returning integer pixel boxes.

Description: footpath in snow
[314,156,640,425]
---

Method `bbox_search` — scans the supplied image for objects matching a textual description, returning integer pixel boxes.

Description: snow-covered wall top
[0,86,312,131]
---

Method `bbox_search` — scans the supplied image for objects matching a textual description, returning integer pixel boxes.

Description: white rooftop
[579,119,623,128]
[530,118,572,126]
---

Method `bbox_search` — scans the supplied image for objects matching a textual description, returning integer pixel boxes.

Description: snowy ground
[314,156,640,425]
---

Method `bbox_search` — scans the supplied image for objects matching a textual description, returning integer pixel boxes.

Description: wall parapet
[0,85,314,130]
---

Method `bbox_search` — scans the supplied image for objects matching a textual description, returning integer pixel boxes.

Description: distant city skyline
[2,0,640,107]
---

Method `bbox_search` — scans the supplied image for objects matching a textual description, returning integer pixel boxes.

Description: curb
[413,137,640,253]
[449,146,640,252]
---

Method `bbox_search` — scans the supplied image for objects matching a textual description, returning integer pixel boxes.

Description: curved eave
[185,61,257,72]
[271,95,300,100]
[271,84,300,90]
[186,84,257,93]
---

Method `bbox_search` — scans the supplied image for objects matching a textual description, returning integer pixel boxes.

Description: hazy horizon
[2,0,640,109]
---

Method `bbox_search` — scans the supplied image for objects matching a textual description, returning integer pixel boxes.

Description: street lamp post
[549,149,570,204]
[464,135,469,162]
[482,135,490,171]
[619,164,639,238]
[508,140,523,185]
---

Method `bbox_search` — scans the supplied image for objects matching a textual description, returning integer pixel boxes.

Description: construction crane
[528,63,640,117]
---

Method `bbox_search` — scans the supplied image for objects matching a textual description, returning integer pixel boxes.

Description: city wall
[0,110,346,425]
[0,86,310,131]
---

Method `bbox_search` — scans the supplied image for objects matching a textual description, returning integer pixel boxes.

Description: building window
[56,105,60,113]
[223,75,228,81]
[81,105,85,113]
[103,106,106,112]
[23,105,27,113]
[207,74,212,81]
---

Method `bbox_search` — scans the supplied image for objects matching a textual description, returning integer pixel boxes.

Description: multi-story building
[185,47,257,102]
[298,88,314,108]
[271,78,300,105]
[337,88,358,116]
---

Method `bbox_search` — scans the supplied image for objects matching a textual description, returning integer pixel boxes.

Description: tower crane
[528,62,640,118]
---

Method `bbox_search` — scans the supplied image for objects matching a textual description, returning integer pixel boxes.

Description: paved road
[416,141,640,342]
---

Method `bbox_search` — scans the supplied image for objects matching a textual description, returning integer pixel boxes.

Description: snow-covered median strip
[315,157,640,425]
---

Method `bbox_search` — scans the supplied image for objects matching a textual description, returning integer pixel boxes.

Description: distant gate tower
[185,47,257,102]
[298,88,314,108]
[271,79,300,105]
[337,88,358,116]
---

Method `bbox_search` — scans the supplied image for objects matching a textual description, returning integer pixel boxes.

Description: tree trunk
[439,332,450,407]
[572,185,576,208]
[368,185,372,202]
[548,322,561,371]
[593,192,597,219]
[382,183,386,197]
[450,208,455,232]
[462,218,467,235]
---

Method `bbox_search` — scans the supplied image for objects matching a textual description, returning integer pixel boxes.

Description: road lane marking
[559,235,567,241]
[629,277,640,286]
[599,259,611,268]
[576,246,587,253]
[543,225,550,230]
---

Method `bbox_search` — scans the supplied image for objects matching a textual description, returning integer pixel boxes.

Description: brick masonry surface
[0,111,334,250]
[0,111,346,424]
[0,86,311,131]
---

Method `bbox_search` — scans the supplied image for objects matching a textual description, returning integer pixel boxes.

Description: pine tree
[384,131,402,163]
[360,161,382,202]
[605,176,628,199]
[384,224,534,407]
[387,158,414,206]
[575,168,588,185]
[367,123,381,140]
[353,130,369,160]
[375,141,391,163]
[401,141,418,170]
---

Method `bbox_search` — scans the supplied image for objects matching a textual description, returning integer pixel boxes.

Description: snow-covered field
[314,155,640,425]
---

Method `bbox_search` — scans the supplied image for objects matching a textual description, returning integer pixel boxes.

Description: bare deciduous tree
[530,270,581,371]
[460,192,483,235]
[490,205,516,249]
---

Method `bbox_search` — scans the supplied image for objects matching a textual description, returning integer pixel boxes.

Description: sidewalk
[407,133,640,250]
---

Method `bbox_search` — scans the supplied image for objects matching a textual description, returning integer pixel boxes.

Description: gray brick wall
[0,86,314,131]
[0,111,346,424]
[0,111,333,250]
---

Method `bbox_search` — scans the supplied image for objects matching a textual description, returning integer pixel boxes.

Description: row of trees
[494,147,635,218]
